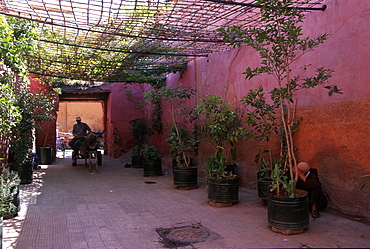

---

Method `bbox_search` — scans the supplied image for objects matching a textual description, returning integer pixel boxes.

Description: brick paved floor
[3,150,370,248]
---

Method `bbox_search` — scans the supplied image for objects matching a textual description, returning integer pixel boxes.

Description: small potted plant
[142,144,163,176]
[218,0,342,232]
[167,124,198,188]
[129,118,151,168]
[194,94,248,206]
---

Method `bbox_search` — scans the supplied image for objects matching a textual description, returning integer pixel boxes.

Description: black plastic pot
[207,176,239,203]
[143,159,162,176]
[37,147,52,165]
[173,167,197,188]
[267,190,309,231]
[131,156,143,168]
[10,163,33,184]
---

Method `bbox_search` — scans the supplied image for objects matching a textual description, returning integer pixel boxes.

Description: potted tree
[194,94,248,206]
[9,79,56,183]
[145,84,198,189]
[142,144,163,176]
[9,91,35,184]
[241,86,277,204]
[167,125,198,189]
[219,0,342,233]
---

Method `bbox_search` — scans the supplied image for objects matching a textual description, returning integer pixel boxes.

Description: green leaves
[0,169,21,217]
[205,152,229,179]
[325,85,343,96]
[195,95,250,175]
[0,85,21,135]
[220,0,344,197]
[241,85,277,142]
[0,16,57,164]
[141,144,163,161]
[195,94,244,148]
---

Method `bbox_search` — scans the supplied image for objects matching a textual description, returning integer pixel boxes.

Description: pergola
[0,0,326,83]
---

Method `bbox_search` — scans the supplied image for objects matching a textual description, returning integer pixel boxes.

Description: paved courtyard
[3,150,370,248]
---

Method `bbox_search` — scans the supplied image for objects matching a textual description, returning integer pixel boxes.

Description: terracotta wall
[57,102,104,136]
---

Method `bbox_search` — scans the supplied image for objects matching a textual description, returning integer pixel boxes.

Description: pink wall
[101,83,147,158]
[161,0,370,220]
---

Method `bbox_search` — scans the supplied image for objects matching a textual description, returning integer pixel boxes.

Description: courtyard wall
[153,0,370,220]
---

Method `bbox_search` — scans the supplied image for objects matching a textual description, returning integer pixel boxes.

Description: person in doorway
[68,116,91,157]
[295,162,327,218]
[28,149,41,170]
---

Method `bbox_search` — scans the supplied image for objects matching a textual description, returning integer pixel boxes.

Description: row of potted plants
[0,15,57,245]
[128,0,343,234]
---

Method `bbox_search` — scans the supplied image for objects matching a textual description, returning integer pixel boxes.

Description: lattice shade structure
[0,0,327,83]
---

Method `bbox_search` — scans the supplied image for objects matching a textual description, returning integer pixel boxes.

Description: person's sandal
[312,210,320,218]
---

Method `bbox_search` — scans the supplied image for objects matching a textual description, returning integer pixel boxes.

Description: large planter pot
[207,176,239,206]
[143,159,162,176]
[37,147,52,165]
[267,189,309,234]
[131,156,143,168]
[173,167,197,189]
[10,163,33,184]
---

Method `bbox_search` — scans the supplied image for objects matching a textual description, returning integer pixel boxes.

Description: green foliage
[0,85,21,135]
[0,16,38,77]
[194,94,249,178]
[0,16,57,165]
[205,152,235,179]
[141,145,163,161]
[130,118,152,147]
[9,79,57,165]
[132,145,144,158]
[166,125,198,168]
[241,85,277,142]
[29,11,189,84]
[255,148,276,178]
[218,0,343,195]
[194,94,247,148]
[270,163,294,198]
[145,84,197,168]
[0,169,21,217]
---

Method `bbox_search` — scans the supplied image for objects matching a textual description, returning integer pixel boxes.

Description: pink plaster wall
[162,0,370,220]
[101,83,147,158]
